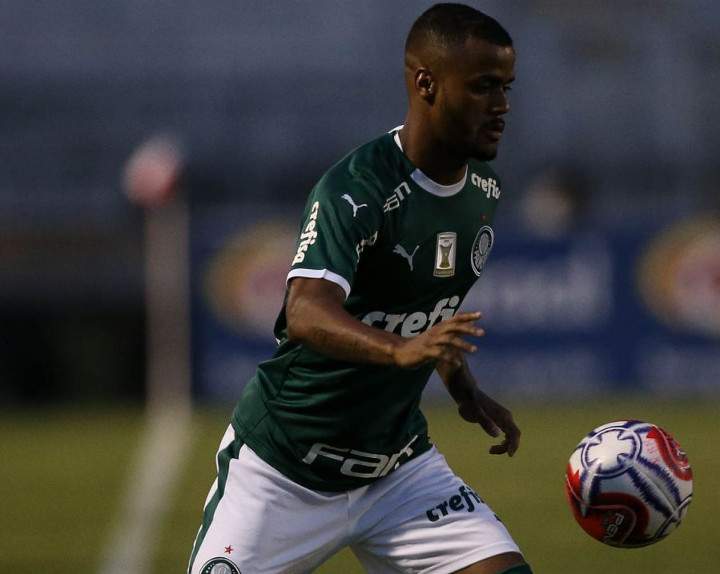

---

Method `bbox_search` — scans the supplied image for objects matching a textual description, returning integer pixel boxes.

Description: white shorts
[188,425,521,574]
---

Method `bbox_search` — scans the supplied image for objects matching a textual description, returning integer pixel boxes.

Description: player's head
[404,3,515,161]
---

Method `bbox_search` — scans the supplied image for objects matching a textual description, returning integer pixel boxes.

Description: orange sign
[637,216,720,338]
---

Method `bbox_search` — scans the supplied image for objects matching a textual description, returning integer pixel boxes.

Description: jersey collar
[390,126,467,198]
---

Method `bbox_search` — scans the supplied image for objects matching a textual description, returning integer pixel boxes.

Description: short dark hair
[405,3,512,54]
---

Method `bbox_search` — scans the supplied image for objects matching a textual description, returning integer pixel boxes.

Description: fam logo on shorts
[471,226,494,276]
[200,557,241,574]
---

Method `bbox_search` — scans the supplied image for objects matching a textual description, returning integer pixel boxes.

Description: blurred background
[1,1,719,573]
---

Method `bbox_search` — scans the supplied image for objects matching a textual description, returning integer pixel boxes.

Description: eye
[469,82,493,94]
[469,80,512,96]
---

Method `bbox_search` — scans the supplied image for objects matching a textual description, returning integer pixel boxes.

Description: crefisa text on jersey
[471,174,501,200]
[292,201,320,265]
[361,295,461,337]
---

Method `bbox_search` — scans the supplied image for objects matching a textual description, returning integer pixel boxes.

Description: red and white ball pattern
[565,420,692,547]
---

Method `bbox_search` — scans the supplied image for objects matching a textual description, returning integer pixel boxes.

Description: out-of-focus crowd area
[2,1,719,405]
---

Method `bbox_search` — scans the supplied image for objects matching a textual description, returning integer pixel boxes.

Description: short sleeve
[287,177,383,298]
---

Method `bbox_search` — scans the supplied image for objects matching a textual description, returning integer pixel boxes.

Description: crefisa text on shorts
[425,484,486,522]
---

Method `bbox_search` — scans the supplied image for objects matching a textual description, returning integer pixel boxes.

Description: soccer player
[189,4,530,574]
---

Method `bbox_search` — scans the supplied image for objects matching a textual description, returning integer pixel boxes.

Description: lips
[482,119,505,142]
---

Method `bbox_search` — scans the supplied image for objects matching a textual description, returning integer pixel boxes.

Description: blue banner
[191,208,720,401]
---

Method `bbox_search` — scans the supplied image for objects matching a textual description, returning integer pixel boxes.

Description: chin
[467,138,500,161]
[472,147,499,161]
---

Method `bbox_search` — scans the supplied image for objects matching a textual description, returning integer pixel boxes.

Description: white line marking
[98,405,192,574]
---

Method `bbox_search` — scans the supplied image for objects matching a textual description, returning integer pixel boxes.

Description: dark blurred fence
[1,1,719,402]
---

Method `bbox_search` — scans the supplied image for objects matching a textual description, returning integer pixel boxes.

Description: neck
[398,115,467,185]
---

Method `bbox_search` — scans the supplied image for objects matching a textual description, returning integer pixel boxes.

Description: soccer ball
[565,420,692,548]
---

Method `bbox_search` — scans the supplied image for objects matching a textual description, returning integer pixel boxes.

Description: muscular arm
[286,277,399,365]
[285,277,482,369]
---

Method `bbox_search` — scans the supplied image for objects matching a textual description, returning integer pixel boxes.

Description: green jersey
[232,128,502,491]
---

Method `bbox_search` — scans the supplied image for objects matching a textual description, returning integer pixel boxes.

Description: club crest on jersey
[200,557,241,574]
[471,226,494,276]
[434,232,457,277]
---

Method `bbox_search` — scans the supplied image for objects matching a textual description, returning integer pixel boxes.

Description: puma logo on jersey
[393,243,419,271]
[292,201,320,265]
[362,295,460,337]
[471,174,501,199]
[425,484,484,522]
[341,194,368,217]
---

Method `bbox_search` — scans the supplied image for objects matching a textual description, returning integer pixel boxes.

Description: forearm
[286,287,402,366]
[437,355,479,404]
[286,278,482,369]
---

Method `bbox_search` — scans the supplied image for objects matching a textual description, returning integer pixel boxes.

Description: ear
[415,69,436,103]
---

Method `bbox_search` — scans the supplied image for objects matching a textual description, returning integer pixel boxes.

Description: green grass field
[2,398,718,573]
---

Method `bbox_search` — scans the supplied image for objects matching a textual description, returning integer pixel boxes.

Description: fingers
[489,420,521,457]
[489,438,518,456]
[429,327,483,363]
[436,334,477,353]
[430,347,463,367]
[445,324,485,338]
[451,311,483,321]
[431,313,485,354]
[506,422,521,456]
[430,341,473,366]
[477,412,501,438]
[463,404,522,457]
[474,400,521,457]
[436,312,485,338]
[410,310,486,368]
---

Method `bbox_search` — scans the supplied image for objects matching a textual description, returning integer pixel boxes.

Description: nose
[490,87,510,115]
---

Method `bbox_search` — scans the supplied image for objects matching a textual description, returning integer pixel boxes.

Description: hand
[458,388,521,457]
[392,312,484,369]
